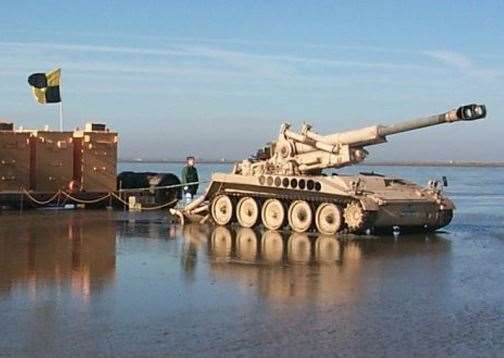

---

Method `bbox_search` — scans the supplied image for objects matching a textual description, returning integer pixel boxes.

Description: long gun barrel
[377,103,486,137]
[277,103,487,172]
[311,103,487,147]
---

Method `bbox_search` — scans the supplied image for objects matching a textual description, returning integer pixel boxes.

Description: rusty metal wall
[77,131,118,192]
[0,131,31,191]
[0,124,118,195]
[30,131,74,192]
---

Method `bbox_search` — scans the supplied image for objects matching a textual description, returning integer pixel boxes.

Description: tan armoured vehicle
[178,104,487,234]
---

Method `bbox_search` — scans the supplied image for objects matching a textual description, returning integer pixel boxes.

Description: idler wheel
[343,201,367,233]
[236,197,259,228]
[210,194,234,226]
[261,198,285,230]
[315,202,343,235]
[288,200,313,233]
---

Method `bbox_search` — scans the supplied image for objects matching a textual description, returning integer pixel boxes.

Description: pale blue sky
[0,1,502,160]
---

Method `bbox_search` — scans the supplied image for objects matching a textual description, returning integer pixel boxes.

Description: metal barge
[0,122,181,210]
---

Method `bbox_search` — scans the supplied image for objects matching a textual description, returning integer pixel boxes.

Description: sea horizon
[119,158,504,168]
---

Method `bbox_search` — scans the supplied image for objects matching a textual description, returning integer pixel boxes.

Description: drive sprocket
[343,201,368,233]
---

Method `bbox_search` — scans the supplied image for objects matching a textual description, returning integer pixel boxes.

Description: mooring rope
[22,189,61,205]
[117,181,208,193]
[110,192,129,206]
[16,181,194,211]
[60,191,111,204]
[140,199,178,211]
[110,192,177,210]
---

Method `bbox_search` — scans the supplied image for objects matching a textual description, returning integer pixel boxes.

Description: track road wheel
[343,201,367,233]
[210,195,233,225]
[288,200,313,233]
[261,198,285,230]
[315,202,343,235]
[236,197,259,228]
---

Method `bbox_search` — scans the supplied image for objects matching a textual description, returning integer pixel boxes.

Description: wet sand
[1,207,504,357]
[2,165,504,356]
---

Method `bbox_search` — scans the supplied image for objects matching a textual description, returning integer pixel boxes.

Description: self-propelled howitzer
[240,103,486,176]
[178,104,487,234]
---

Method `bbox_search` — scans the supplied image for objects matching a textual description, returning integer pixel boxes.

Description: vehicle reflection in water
[261,230,283,264]
[0,212,452,308]
[182,225,451,302]
[0,212,116,302]
[209,224,233,258]
[236,228,258,262]
[192,225,377,265]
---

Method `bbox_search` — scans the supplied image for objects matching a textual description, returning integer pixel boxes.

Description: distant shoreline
[363,161,504,168]
[119,159,504,168]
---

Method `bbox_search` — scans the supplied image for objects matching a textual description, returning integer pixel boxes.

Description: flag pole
[58,67,63,131]
[59,101,63,131]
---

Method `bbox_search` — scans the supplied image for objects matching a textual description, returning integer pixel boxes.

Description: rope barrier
[12,180,195,211]
[141,199,178,211]
[110,192,177,211]
[110,192,129,206]
[60,191,111,204]
[118,181,208,193]
[22,190,61,205]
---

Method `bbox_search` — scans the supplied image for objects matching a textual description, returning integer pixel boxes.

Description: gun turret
[239,104,487,176]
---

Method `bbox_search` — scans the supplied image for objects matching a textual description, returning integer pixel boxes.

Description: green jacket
[181,165,199,195]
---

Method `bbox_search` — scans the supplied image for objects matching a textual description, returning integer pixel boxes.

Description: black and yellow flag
[28,68,61,104]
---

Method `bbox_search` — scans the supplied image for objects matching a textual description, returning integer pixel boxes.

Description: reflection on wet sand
[182,225,451,302]
[210,224,233,258]
[119,215,178,240]
[0,212,116,301]
[261,230,283,264]
[200,226,373,265]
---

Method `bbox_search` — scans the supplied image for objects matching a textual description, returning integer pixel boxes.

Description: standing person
[181,156,199,203]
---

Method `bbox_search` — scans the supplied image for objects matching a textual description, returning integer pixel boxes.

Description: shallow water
[1,165,504,357]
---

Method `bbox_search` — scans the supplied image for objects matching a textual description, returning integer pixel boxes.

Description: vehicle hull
[195,172,454,233]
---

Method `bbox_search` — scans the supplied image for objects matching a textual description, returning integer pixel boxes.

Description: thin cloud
[181,45,433,71]
[0,41,439,73]
[424,50,501,80]
[424,50,473,69]
[1,40,500,99]
[0,41,191,57]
